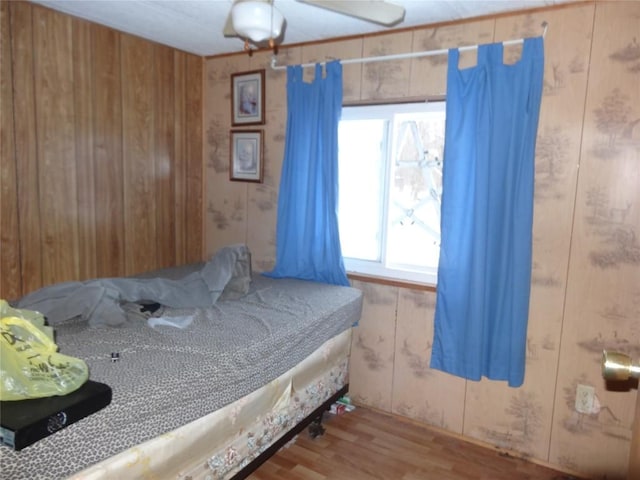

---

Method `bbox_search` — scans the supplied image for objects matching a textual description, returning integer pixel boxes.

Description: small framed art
[230,130,263,183]
[231,69,265,126]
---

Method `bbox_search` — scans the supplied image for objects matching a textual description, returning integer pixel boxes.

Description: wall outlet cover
[575,384,595,414]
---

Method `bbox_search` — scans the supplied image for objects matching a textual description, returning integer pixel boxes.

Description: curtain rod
[270,21,547,71]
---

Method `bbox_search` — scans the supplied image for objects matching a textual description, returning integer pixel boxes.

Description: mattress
[73,328,352,480]
[0,274,363,479]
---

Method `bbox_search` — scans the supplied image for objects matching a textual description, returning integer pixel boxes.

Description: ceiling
[31,0,571,57]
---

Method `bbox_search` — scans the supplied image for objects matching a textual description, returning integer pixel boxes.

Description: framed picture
[230,130,263,182]
[231,69,265,126]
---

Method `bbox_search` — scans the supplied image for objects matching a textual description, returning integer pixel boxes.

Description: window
[338,101,446,286]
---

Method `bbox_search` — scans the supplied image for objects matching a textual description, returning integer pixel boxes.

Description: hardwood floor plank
[247,406,585,480]
[291,464,327,480]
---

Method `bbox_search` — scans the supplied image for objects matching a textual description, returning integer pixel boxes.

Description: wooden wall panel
[154,44,176,269]
[33,6,79,285]
[409,20,494,99]
[73,16,97,280]
[0,0,21,299]
[202,55,251,259]
[349,281,398,412]
[631,392,640,477]
[392,289,466,433]
[549,2,640,476]
[121,35,156,275]
[10,2,42,294]
[1,2,203,298]
[246,50,286,271]
[361,31,413,100]
[185,54,204,264]
[93,24,124,278]
[173,51,187,265]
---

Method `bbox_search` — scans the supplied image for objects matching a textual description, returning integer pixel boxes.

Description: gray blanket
[16,244,252,327]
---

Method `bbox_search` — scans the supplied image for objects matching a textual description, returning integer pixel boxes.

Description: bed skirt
[69,328,352,480]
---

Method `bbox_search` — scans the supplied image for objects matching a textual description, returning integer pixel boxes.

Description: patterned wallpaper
[203,3,639,477]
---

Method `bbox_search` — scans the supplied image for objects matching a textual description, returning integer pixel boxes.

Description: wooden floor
[247,406,582,480]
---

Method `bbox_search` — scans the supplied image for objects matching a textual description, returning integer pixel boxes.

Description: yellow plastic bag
[0,300,89,401]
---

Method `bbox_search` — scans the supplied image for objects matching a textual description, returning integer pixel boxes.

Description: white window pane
[386,111,444,273]
[338,102,445,286]
[338,120,386,261]
[387,222,440,268]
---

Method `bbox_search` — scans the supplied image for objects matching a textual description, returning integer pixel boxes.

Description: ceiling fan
[223,0,406,49]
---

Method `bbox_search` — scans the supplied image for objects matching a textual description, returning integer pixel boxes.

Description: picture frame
[230,130,263,183]
[231,69,265,126]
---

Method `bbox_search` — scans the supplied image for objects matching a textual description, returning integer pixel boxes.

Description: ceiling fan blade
[223,10,237,37]
[297,0,405,27]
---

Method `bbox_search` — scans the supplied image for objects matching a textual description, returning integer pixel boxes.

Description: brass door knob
[602,350,640,381]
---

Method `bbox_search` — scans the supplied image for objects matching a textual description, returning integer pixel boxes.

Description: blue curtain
[430,37,544,387]
[264,61,349,286]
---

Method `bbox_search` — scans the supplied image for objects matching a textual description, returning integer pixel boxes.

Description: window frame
[338,100,446,288]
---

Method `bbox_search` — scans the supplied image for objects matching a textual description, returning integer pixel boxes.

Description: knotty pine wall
[203,2,639,478]
[0,1,203,300]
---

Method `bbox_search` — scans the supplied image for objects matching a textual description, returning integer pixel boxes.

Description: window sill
[347,272,436,292]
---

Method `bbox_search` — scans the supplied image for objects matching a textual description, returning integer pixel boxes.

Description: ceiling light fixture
[231,1,284,44]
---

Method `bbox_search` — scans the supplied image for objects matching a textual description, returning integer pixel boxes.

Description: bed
[0,245,363,479]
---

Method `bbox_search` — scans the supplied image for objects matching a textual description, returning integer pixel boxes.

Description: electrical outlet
[575,384,595,414]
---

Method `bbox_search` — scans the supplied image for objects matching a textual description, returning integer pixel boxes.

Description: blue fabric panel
[430,37,544,387]
[264,61,349,286]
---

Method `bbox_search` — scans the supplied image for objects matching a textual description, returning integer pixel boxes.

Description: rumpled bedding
[0,273,363,480]
[15,244,252,327]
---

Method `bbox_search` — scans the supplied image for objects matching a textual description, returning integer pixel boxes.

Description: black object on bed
[0,380,112,451]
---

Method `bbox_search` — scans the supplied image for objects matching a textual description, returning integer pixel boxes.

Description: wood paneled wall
[632,391,640,478]
[203,2,639,477]
[0,1,203,300]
